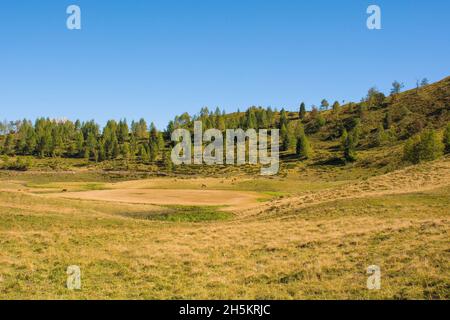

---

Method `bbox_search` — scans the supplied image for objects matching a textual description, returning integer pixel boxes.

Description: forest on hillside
[1,78,450,170]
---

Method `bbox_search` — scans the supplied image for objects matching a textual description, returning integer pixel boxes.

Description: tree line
[1,78,449,167]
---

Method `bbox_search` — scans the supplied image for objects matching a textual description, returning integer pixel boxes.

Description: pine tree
[157,132,165,150]
[258,109,269,129]
[132,118,148,139]
[341,129,357,162]
[375,124,387,147]
[296,131,313,159]
[3,133,15,156]
[340,129,348,151]
[16,120,36,155]
[149,141,158,161]
[163,150,173,172]
[85,132,98,160]
[344,134,357,162]
[391,81,404,95]
[320,99,329,111]
[74,119,81,131]
[98,141,106,162]
[279,109,288,129]
[299,102,306,119]
[280,124,289,151]
[121,142,130,160]
[332,101,340,113]
[51,126,64,157]
[138,144,149,163]
[148,123,161,161]
[40,128,52,157]
[267,107,274,126]
[416,130,444,162]
[111,136,120,159]
[316,113,326,128]
[383,112,392,129]
[75,131,84,157]
[245,108,257,129]
[420,78,429,87]
[403,135,420,164]
[366,87,385,108]
[287,125,297,150]
[217,115,226,131]
[84,148,90,160]
[351,118,362,146]
[117,119,129,143]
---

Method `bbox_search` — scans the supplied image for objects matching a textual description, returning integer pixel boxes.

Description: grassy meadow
[0,154,449,300]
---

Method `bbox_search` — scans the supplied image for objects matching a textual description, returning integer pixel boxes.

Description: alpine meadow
[0,1,449,302]
[1,77,449,299]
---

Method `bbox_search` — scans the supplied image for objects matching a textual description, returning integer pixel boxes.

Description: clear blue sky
[1,0,449,129]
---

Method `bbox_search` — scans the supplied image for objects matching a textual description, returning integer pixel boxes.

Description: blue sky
[0,0,449,129]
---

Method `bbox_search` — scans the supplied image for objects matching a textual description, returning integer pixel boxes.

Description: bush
[403,130,444,164]
[444,123,450,154]
[404,118,425,138]
[1,157,32,171]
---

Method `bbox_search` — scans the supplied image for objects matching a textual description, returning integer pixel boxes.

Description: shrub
[444,123,450,154]
[2,157,32,171]
[404,118,425,138]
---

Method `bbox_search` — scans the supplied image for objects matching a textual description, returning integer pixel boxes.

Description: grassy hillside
[1,76,449,177]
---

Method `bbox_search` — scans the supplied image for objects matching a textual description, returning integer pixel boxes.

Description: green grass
[120,205,233,222]
[25,182,108,192]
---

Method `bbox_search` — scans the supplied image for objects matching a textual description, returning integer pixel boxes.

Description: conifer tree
[403,130,444,164]
[280,124,289,151]
[117,119,129,143]
[332,101,340,113]
[163,150,173,172]
[341,129,357,162]
[121,142,130,160]
[375,124,387,147]
[3,133,15,156]
[75,131,84,157]
[279,109,288,129]
[320,99,329,111]
[296,130,313,159]
[391,81,404,95]
[299,102,306,119]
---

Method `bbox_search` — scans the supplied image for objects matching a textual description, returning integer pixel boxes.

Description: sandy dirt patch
[48,188,265,211]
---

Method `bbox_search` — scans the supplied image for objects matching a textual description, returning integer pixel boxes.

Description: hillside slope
[240,156,450,219]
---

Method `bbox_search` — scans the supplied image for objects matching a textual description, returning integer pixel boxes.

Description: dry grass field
[0,156,449,299]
